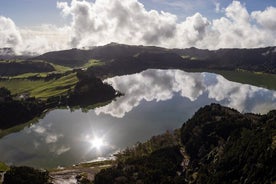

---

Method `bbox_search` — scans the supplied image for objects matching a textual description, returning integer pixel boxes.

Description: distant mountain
[33,43,168,67]
[174,46,276,73]
[32,43,276,74]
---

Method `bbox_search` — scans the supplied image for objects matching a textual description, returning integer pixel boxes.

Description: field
[0,73,78,100]
[83,59,104,68]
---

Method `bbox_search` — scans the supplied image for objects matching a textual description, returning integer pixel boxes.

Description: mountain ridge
[1,43,275,74]
[33,43,276,74]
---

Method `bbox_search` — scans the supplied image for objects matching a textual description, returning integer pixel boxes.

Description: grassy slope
[83,59,104,68]
[0,73,78,100]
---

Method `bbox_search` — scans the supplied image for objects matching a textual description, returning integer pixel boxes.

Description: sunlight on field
[0,73,78,100]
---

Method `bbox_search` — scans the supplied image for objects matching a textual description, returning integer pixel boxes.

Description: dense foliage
[3,166,49,184]
[67,71,117,107]
[0,87,45,129]
[94,146,184,184]
[181,104,276,183]
[94,104,276,184]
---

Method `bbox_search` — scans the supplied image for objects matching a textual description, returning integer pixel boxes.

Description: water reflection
[0,69,275,168]
[96,69,276,117]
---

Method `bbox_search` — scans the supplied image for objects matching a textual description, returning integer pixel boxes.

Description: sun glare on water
[90,137,104,150]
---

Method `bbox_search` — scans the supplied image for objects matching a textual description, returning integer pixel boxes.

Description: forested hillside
[94,104,276,184]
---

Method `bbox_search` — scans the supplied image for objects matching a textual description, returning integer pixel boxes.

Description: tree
[0,87,11,98]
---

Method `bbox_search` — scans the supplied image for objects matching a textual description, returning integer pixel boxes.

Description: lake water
[0,69,276,168]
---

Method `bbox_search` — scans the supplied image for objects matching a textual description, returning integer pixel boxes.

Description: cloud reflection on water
[95,69,276,117]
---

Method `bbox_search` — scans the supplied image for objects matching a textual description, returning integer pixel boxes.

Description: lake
[0,69,276,168]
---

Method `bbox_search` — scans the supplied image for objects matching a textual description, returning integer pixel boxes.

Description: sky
[0,0,276,54]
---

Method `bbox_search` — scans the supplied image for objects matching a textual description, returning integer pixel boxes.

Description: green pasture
[0,73,78,100]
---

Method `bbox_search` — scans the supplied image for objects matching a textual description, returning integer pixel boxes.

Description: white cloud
[0,16,22,49]
[252,6,276,31]
[57,0,177,47]
[175,13,210,47]
[225,1,249,24]
[54,0,276,50]
[0,0,275,54]
[0,16,71,54]
[210,1,274,48]
[18,25,71,54]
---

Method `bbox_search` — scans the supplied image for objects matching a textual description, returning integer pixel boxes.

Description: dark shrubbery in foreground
[94,146,184,184]
[94,104,276,184]
[3,166,49,184]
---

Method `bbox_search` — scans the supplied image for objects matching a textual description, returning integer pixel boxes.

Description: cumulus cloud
[57,0,177,47]
[18,25,71,54]
[0,16,22,49]
[175,13,210,47]
[55,0,276,50]
[252,6,276,31]
[0,0,275,54]
[0,16,70,54]
[209,1,275,48]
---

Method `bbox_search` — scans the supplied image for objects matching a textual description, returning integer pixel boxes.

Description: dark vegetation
[68,71,117,107]
[180,104,276,184]
[3,166,49,184]
[0,87,45,129]
[0,60,54,76]
[94,104,276,184]
[34,48,93,67]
